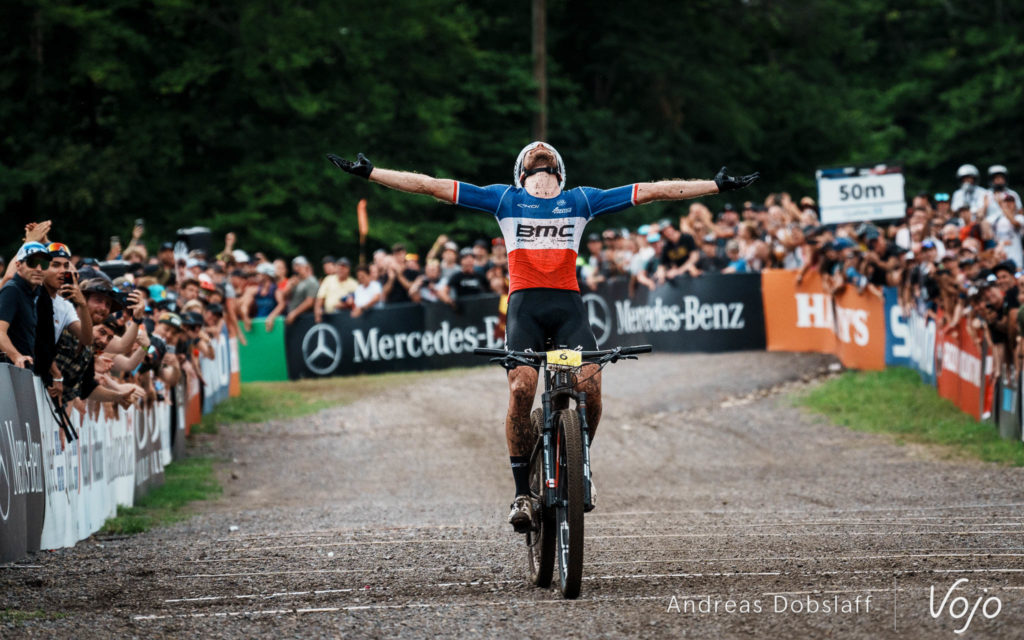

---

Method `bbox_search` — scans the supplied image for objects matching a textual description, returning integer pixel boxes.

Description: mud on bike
[474,344,652,599]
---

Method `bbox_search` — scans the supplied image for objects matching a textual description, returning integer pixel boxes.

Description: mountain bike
[474,344,652,599]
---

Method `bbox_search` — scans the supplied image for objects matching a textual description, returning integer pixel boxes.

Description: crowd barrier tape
[1,323,241,563]
[284,274,767,379]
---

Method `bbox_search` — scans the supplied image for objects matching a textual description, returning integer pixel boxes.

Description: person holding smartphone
[39,242,92,398]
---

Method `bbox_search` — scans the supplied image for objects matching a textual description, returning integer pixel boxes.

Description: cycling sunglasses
[47,242,72,258]
[25,255,50,270]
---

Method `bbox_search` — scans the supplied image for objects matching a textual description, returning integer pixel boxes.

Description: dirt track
[4,351,1024,639]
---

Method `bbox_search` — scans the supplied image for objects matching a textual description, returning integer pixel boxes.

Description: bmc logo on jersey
[516,223,574,239]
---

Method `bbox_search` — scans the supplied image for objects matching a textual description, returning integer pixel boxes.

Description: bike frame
[535,364,593,511]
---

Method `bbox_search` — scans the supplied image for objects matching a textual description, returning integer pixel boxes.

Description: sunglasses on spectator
[25,255,50,270]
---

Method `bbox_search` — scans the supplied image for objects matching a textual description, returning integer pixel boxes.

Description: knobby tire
[555,408,584,599]
[527,408,554,587]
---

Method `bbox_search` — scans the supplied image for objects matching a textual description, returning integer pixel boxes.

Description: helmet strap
[522,166,560,181]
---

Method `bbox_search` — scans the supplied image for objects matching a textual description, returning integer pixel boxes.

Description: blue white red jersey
[453,183,638,293]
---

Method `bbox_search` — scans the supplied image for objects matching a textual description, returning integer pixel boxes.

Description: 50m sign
[817,171,906,224]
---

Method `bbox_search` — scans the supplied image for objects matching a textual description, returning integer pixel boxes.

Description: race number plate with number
[547,349,582,370]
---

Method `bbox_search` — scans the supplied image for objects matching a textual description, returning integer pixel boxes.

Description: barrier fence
[7,274,1021,562]
[0,325,240,563]
[277,271,1023,440]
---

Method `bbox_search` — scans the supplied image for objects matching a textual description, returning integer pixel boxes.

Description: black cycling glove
[326,152,374,179]
[714,166,759,192]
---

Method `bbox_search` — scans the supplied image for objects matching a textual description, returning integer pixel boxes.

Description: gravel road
[4,351,1024,639]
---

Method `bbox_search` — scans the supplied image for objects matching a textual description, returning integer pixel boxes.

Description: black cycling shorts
[505,288,598,362]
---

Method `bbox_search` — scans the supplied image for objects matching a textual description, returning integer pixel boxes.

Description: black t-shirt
[446,271,488,299]
[697,251,728,273]
[0,274,40,363]
[385,268,421,304]
[660,234,697,268]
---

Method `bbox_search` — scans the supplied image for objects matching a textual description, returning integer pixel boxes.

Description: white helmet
[988,164,1008,177]
[513,141,566,189]
[956,163,980,179]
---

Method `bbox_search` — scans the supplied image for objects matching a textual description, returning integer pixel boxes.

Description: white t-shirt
[992,213,1024,268]
[353,280,383,310]
[51,294,79,343]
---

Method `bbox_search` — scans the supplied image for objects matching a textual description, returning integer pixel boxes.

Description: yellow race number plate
[546,349,582,368]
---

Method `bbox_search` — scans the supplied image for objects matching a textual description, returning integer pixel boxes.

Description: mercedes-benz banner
[285,274,766,379]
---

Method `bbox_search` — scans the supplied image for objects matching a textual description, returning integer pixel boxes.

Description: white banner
[818,172,906,224]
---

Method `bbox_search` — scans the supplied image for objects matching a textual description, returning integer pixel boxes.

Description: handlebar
[473,344,653,364]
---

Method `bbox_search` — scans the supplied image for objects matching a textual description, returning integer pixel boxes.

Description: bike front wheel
[554,408,585,599]
[527,409,554,587]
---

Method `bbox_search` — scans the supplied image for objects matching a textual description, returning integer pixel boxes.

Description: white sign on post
[817,167,906,224]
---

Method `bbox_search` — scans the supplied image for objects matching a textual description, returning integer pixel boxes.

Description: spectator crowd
[4,162,1023,423]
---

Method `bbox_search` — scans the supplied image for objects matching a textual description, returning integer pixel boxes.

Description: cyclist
[327,143,758,530]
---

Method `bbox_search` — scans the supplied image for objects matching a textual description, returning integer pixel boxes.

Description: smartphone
[60,271,74,297]
[111,235,121,247]
[135,218,145,232]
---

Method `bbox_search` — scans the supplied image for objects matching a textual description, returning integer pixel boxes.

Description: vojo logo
[302,324,343,375]
[581,294,612,346]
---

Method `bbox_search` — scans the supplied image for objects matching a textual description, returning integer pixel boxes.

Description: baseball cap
[833,237,856,250]
[159,241,175,251]
[336,257,351,266]
[322,255,336,264]
[921,239,936,249]
[646,232,661,243]
[443,241,458,252]
[231,249,250,263]
[206,303,224,316]
[292,255,310,267]
[80,278,125,311]
[256,263,276,277]
[587,233,601,243]
[181,311,204,327]
[459,247,474,258]
[158,312,183,330]
[15,242,48,262]
[935,193,950,203]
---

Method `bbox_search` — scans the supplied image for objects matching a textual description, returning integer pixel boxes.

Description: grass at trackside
[98,456,221,535]
[800,367,1024,466]
[193,369,458,434]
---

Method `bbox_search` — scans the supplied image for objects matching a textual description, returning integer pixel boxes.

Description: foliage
[2,1,1021,259]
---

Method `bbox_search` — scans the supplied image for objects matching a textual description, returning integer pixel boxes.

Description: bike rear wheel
[527,409,554,587]
[555,408,585,599]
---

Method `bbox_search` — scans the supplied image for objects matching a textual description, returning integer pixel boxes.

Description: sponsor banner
[594,274,765,352]
[832,285,886,370]
[0,367,46,562]
[905,307,938,386]
[998,377,1019,440]
[884,287,911,368]
[762,270,885,370]
[286,296,504,378]
[286,275,765,378]
[762,270,837,354]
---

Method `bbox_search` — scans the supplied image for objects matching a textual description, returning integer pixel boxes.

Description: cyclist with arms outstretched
[327,143,758,531]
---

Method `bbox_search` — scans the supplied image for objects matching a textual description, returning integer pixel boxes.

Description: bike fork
[578,392,593,510]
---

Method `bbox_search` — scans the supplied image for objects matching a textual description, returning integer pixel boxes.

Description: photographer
[40,242,92,398]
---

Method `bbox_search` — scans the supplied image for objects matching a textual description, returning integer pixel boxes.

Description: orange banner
[761,269,885,370]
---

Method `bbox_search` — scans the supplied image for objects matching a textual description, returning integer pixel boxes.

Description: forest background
[2,0,1021,260]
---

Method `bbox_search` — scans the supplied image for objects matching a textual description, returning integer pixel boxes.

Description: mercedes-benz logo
[302,324,343,376]
[581,293,612,346]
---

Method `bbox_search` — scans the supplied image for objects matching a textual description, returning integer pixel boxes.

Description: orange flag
[357,199,369,239]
